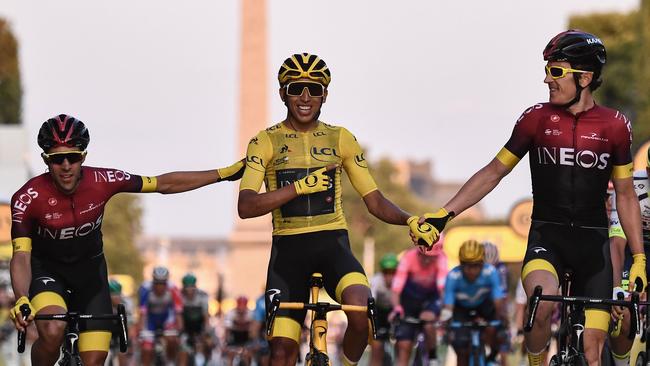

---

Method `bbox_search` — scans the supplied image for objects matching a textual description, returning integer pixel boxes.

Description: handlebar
[265,292,378,339]
[17,303,129,353]
[524,285,640,340]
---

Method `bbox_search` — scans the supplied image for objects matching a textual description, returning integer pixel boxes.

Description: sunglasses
[545,65,591,80]
[42,151,86,165]
[285,81,325,97]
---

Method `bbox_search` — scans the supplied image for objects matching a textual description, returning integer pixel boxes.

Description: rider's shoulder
[11,173,49,199]
[514,103,553,124]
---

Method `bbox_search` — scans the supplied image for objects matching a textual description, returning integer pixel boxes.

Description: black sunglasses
[42,151,86,165]
[285,81,325,97]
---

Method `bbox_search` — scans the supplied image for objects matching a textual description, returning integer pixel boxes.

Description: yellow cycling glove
[294,167,332,195]
[423,208,455,236]
[217,159,245,181]
[407,216,437,247]
[629,253,647,292]
[10,296,35,321]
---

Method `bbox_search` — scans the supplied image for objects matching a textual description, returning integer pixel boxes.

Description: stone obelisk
[226,0,272,300]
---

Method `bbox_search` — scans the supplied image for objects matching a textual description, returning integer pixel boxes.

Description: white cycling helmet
[481,241,500,265]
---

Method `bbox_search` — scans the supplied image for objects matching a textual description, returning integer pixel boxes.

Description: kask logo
[530,246,547,254]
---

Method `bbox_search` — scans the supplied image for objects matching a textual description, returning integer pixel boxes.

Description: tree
[569,5,650,149]
[101,194,145,283]
[341,156,433,266]
[0,18,22,125]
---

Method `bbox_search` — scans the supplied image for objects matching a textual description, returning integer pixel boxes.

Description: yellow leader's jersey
[240,121,378,236]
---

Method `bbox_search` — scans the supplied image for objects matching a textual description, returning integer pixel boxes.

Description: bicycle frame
[17,303,129,362]
[448,319,502,366]
[525,271,640,364]
[266,273,377,365]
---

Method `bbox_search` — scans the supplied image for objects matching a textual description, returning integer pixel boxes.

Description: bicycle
[265,272,377,366]
[391,315,438,366]
[446,316,502,366]
[525,271,640,366]
[17,303,128,366]
[632,297,650,366]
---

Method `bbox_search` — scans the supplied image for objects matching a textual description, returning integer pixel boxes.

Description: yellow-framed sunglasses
[545,65,592,80]
[41,150,87,165]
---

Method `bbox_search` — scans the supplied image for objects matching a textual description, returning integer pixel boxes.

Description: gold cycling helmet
[459,240,484,263]
[278,53,331,87]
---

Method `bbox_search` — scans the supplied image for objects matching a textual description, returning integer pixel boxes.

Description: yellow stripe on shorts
[585,309,610,332]
[270,316,301,343]
[521,259,558,283]
[79,331,112,352]
[335,272,370,302]
[31,292,67,313]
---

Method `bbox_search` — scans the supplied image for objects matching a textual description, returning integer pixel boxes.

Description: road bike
[525,271,639,366]
[266,272,377,366]
[17,303,128,366]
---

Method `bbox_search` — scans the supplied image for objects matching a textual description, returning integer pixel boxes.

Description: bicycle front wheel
[636,351,647,366]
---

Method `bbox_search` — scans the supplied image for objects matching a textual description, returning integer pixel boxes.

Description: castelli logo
[48,198,57,206]
[551,115,560,122]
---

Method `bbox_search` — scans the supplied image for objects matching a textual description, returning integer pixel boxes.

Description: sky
[0,0,641,238]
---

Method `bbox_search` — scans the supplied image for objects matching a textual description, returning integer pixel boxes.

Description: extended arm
[9,250,32,329]
[362,190,411,225]
[155,160,244,194]
[443,157,512,215]
[238,187,297,218]
[614,177,643,256]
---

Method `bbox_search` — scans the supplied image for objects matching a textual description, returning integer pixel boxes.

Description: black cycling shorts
[30,253,113,332]
[265,229,369,343]
[521,221,612,312]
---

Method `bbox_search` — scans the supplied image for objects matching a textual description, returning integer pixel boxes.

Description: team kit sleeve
[490,267,505,300]
[240,131,273,192]
[611,113,634,179]
[94,167,158,195]
[443,271,456,306]
[496,106,539,170]
[339,128,378,197]
[10,188,36,253]
[390,252,411,295]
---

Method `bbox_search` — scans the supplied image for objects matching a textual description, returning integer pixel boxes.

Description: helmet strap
[560,73,584,109]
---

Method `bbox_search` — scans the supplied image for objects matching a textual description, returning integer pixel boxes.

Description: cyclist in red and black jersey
[409,30,645,366]
[9,114,244,366]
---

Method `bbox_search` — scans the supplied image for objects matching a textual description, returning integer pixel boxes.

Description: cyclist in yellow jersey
[238,53,427,366]
[409,30,645,366]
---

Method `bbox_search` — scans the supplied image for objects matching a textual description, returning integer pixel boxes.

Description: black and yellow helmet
[459,240,484,263]
[278,53,331,87]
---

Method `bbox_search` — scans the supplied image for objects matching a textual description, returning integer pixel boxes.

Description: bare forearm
[617,194,643,255]
[363,191,411,225]
[238,186,298,218]
[445,158,509,215]
[610,236,627,286]
[156,170,220,194]
[10,254,31,299]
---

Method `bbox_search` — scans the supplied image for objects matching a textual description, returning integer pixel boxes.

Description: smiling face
[280,78,328,129]
[544,61,594,107]
[43,145,86,195]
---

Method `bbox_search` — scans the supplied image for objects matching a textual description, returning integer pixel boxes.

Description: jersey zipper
[302,131,312,218]
[570,115,578,227]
